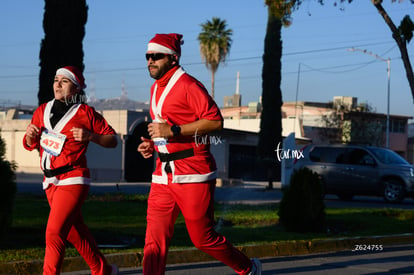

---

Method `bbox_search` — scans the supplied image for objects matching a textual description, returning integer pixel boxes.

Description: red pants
[143,180,252,275]
[44,184,112,275]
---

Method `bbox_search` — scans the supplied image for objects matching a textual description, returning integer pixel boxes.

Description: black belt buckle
[165,162,172,174]
[43,170,54,178]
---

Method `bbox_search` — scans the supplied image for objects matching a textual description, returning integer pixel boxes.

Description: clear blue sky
[1,1,414,118]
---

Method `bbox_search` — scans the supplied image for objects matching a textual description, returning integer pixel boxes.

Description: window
[309,147,347,163]
[346,148,375,165]
[390,120,405,133]
[368,147,409,165]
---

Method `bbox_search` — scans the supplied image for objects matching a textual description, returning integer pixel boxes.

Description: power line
[290,46,398,75]
[0,41,403,78]
[283,41,393,56]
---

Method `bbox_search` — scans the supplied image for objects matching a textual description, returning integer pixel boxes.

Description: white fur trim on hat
[56,68,81,88]
[147,43,177,55]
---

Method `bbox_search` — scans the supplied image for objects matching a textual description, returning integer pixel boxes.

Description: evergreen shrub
[278,167,326,233]
[0,130,16,244]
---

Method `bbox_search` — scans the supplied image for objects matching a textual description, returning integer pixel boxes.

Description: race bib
[40,129,66,156]
[152,116,169,147]
[153,137,168,146]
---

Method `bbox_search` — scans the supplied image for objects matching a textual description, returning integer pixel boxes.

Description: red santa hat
[55,66,87,89]
[147,33,184,56]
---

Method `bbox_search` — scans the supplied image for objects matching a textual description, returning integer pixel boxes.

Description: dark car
[294,144,414,203]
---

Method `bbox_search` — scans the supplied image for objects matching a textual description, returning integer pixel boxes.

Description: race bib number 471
[40,129,66,156]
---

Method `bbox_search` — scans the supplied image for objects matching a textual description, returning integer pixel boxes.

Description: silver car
[294,144,414,203]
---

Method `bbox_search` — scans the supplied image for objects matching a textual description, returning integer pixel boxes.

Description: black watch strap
[171,125,181,136]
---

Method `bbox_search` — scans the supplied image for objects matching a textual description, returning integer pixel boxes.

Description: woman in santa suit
[23,66,119,275]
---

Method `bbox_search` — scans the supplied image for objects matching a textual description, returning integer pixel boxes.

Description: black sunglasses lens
[146,53,166,61]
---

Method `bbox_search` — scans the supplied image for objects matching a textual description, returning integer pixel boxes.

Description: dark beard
[148,67,159,79]
[148,62,175,80]
[148,65,164,80]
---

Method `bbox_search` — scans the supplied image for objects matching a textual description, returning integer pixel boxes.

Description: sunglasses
[145,53,169,61]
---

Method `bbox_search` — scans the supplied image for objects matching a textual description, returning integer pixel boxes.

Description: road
[62,244,414,275]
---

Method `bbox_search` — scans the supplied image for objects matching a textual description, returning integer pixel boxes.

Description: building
[221,96,412,159]
[3,94,410,183]
[0,106,268,182]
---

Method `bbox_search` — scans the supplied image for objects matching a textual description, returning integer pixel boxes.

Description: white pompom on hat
[147,33,184,56]
[55,66,87,89]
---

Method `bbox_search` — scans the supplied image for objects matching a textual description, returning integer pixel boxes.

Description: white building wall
[224,119,260,132]
[0,110,127,182]
[0,118,42,174]
[101,110,129,136]
[210,139,227,179]
[86,139,123,182]
[223,117,304,138]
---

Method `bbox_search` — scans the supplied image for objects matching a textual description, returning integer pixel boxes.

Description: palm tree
[198,17,233,99]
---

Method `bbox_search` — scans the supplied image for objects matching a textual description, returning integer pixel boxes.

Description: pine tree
[38,0,88,105]
[257,1,295,185]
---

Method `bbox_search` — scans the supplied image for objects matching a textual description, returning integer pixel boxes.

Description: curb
[1,233,414,274]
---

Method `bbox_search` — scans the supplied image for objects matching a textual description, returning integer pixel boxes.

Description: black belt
[158,149,194,162]
[43,165,74,178]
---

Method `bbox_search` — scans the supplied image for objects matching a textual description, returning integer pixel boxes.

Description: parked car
[293,144,414,203]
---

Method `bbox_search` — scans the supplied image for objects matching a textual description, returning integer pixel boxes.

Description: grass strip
[1,193,413,263]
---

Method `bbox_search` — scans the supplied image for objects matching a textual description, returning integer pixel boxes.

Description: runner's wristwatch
[171,125,181,136]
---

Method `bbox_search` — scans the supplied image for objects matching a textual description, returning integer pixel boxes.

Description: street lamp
[347,48,391,148]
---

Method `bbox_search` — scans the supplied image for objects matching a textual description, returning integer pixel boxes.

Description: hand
[137,137,154,158]
[26,124,40,138]
[71,127,92,142]
[25,124,40,146]
[148,122,173,139]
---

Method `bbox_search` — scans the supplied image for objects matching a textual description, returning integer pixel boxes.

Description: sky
[1,1,414,119]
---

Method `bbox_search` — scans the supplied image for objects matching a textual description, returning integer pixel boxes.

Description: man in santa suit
[24,66,119,275]
[138,33,262,275]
